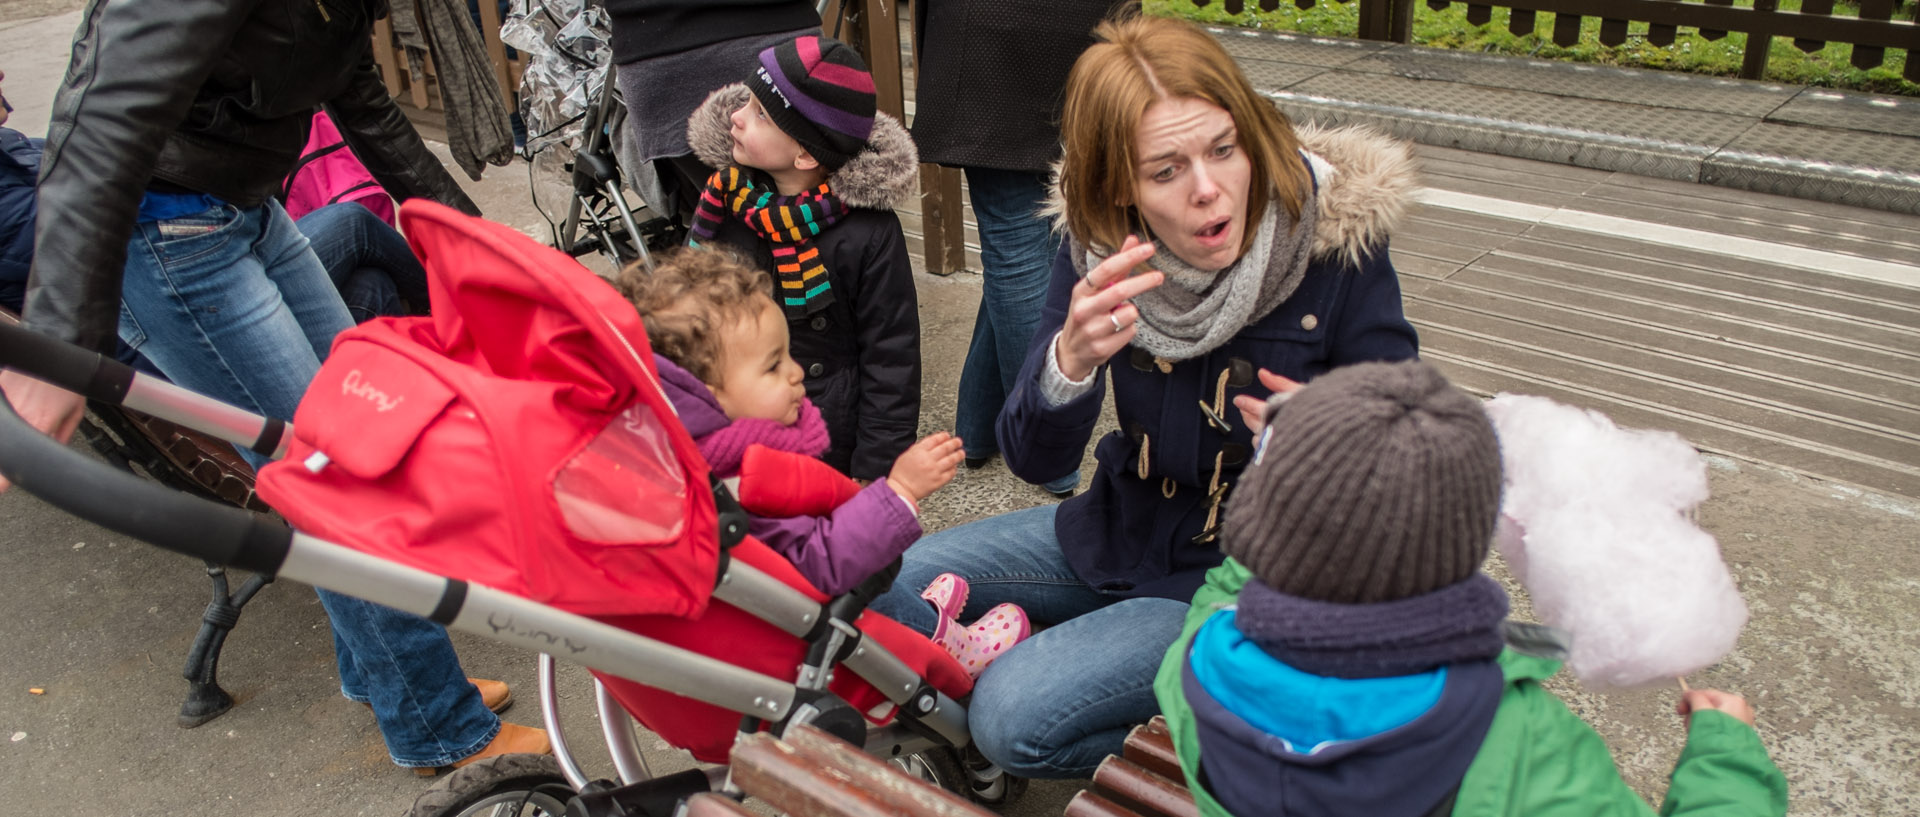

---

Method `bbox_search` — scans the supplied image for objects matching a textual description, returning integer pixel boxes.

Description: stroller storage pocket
[293,340,456,479]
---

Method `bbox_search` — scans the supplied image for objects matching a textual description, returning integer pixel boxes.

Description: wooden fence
[1188,0,1919,81]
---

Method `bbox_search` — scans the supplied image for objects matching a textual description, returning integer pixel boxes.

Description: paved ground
[2,7,1918,817]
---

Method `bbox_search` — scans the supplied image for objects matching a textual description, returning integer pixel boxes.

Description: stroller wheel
[891,746,963,794]
[893,747,1029,812]
[960,744,1029,810]
[405,753,572,817]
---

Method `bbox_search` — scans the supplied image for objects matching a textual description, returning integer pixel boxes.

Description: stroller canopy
[258,201,721,619]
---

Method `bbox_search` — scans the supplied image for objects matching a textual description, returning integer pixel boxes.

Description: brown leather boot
[413,722,552,777]
[469,678,512,714]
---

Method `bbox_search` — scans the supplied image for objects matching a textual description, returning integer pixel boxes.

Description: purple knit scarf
[695,398,831,477]
[1234,573,1510,679]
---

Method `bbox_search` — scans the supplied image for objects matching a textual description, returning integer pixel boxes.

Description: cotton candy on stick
[1484,394,1747,690]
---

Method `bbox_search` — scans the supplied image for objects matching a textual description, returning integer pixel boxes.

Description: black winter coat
[604,0,818,65]
[24,0,476,353]
[910,0,1135,172]
[686,86,923,482]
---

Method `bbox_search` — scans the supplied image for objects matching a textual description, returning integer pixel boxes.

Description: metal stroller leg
[178,563,273,727]
[550,62,677,271]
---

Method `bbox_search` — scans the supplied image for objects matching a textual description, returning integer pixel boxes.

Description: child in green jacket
[1153,360,1788,816]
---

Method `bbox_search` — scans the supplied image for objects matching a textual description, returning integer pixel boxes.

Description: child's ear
[793,148,820,172]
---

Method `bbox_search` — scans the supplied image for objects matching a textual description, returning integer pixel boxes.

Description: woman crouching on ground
[868,14,1423,778]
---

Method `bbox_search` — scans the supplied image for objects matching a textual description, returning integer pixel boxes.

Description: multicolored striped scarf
[689,167,849,318]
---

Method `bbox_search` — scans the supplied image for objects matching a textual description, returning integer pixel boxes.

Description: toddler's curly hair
[613,247,773,384]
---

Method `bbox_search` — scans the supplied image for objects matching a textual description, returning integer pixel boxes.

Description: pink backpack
[282,111,397,226]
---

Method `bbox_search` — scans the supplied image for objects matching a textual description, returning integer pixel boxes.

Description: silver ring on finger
[1110,312,1126,334]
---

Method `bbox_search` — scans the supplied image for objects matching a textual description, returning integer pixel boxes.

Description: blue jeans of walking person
[869,504,1188,777]
[117,198,499,768]
[297,201,430,323]
[955,167,1078,496]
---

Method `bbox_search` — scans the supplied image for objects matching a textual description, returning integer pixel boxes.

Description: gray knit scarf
[1073,182,1319,361]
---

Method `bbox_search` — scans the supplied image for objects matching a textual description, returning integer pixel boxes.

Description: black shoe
[964,455,993,470]
[1047,487,1076,500]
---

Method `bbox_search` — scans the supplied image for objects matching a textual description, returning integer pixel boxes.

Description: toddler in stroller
[613,246,1032,676]
[226,200,1027,807]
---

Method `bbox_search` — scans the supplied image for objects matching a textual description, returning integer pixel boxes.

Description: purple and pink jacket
[654,354,921,596]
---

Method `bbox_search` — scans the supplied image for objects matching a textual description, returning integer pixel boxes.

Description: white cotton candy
[1484,394,1747,690]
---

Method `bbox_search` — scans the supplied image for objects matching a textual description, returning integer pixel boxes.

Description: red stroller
[0,202,1017,817]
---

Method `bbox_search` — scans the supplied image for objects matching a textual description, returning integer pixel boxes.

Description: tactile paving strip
[1288,71,1755,143]
[1768,89,1920,139]
[1275,95,1708,182]
[1203,24,1392,67]
[1235,57,1332,91]
[1341,47,1797,118]
[1709,122,1920,215]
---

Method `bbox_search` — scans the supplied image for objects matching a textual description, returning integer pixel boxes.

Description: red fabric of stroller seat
[594,537,975,764]
[257,201,722,619]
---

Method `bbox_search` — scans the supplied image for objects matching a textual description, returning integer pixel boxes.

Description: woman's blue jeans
[955,167,1078,495]
[117,199,497,767]
[869,504,1188,778]
[296,202,429,323]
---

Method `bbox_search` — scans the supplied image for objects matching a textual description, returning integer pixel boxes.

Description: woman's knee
[964,599,1186,778]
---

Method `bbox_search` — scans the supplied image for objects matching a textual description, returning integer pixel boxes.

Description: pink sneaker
[950,603,1030,679]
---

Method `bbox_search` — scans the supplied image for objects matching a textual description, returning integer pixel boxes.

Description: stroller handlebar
[0,374,292,575]
[0,318,137,406]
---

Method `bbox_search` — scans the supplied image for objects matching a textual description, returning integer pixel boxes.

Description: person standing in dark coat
[607,0,820,219]
[683,36,924,483]
[912,0,1135,498]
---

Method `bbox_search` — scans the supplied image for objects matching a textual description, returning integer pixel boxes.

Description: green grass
[1147,0,1919,96]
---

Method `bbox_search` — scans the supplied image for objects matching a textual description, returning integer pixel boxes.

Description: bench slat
[1065,789,1151,817]
[1123,718,1184,782]
[731,725,997,817]
[1091,755,1201,817]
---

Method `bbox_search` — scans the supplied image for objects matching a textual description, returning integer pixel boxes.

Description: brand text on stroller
[486,612,589,654]
[341,370,405,412]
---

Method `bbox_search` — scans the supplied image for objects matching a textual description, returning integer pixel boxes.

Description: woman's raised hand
[1056,236,1164,382]
[1232,368,1303,435]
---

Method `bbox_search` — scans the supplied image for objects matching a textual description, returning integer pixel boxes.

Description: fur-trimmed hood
[1044,123,1417,269]
[686,84,919,210]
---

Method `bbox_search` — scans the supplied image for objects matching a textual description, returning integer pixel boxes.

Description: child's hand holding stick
[1676,688,1758,728]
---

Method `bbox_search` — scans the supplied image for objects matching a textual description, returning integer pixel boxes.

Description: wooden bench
[1067,717,1201,817]
[679,717,1203,817]
[697,723,998,817]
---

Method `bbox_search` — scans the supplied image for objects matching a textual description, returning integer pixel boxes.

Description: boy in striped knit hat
[683,35,924,488]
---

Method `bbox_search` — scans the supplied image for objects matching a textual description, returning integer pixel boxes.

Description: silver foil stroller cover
[503,0,612,160]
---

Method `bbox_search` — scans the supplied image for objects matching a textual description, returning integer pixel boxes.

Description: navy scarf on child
[689,167,850,319]
[1235,573,1510,679]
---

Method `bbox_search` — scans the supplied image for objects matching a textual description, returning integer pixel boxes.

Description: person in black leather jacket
[0,0,549,774]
